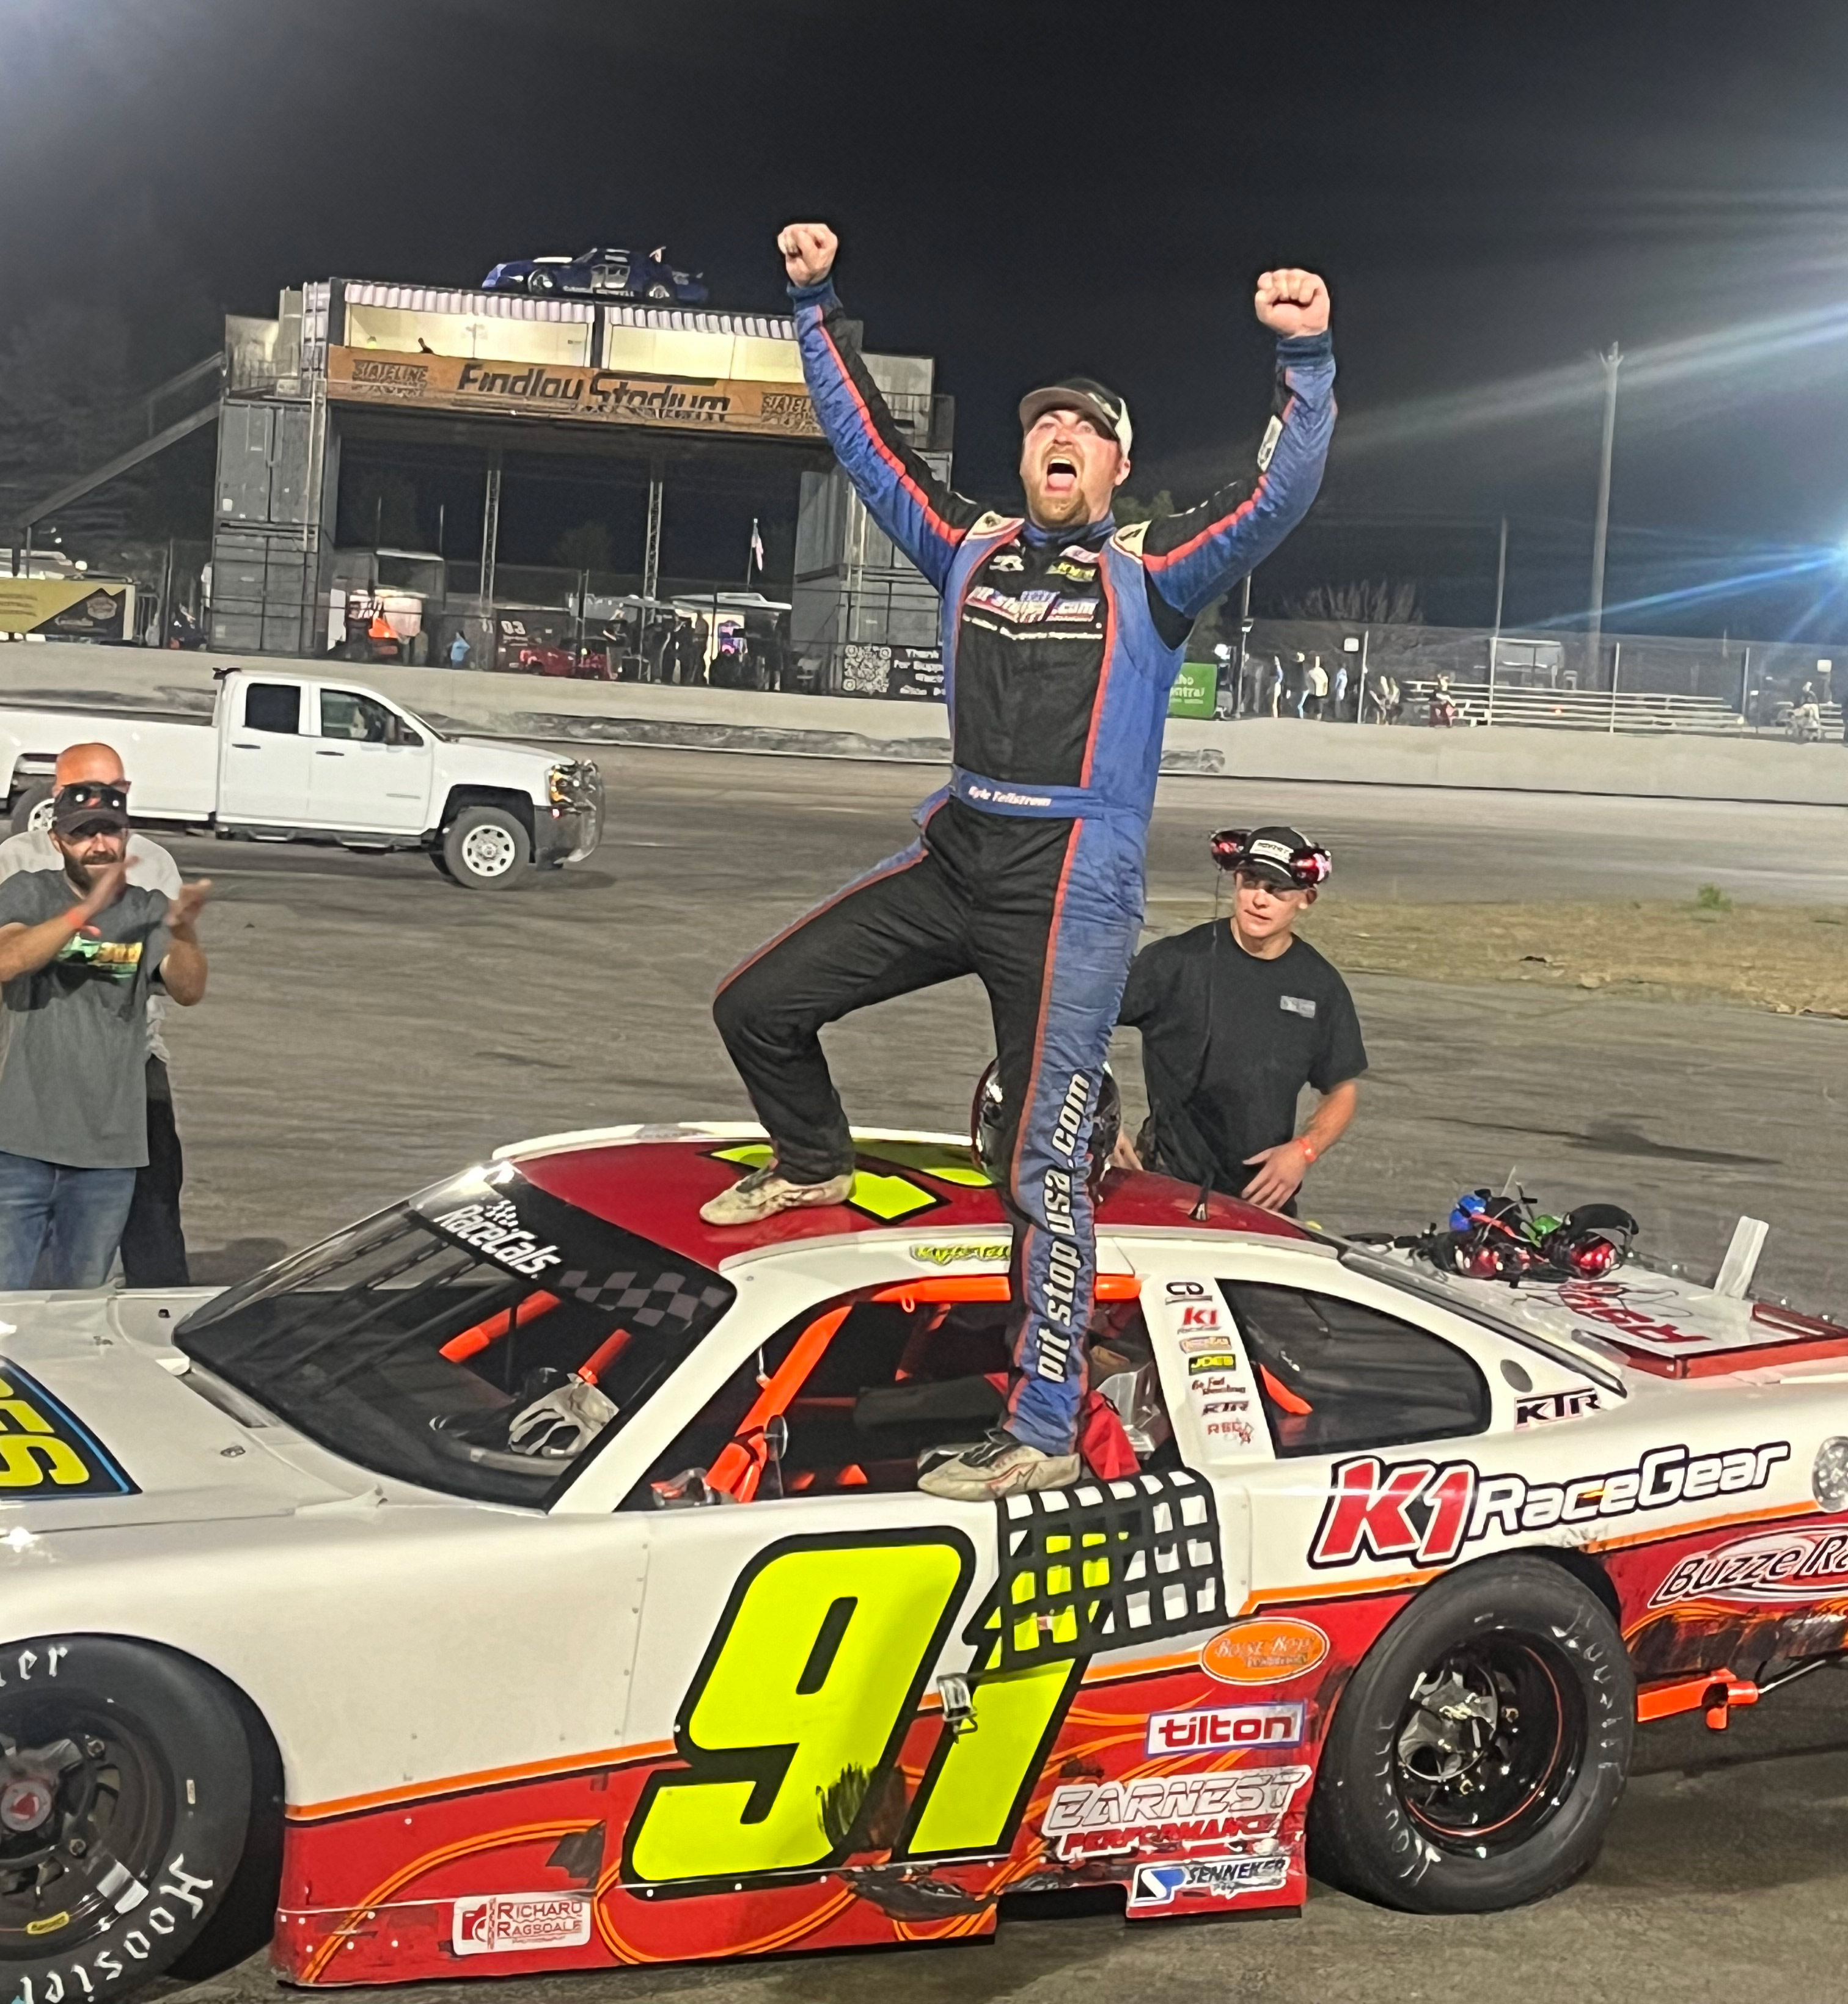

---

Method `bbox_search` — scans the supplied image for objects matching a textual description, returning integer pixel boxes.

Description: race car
[2,1124,1847,2002]
[480,246,708,303]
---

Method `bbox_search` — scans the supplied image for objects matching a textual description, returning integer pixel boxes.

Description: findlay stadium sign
[326,346,823,441]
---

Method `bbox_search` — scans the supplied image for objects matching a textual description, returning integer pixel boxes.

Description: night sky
[6,0,1848,636]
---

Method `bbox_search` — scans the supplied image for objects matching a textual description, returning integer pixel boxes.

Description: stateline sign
[326,346,823,441]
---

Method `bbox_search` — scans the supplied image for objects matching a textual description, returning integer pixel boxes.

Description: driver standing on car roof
[702,221,1335,1501]
[1115,825,1366,1215]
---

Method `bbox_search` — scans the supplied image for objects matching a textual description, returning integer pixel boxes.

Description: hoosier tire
[1308,1557,1633,1913]
[0,1637,257,2003]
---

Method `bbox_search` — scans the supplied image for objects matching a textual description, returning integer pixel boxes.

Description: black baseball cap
[51,780,129,837]
[1219,825,1330,889]
[1018,376,1134,456]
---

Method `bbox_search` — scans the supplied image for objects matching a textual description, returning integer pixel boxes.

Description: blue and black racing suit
[714,277,1335,1455]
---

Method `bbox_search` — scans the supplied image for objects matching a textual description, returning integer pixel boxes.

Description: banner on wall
[327,346,823,440]
[0,579,132,640]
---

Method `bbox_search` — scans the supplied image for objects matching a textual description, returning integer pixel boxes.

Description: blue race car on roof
[480,244,708,303]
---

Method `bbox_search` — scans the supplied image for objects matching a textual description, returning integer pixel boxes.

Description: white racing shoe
[917,1429,1081,1501]
[699,1163,855,1226]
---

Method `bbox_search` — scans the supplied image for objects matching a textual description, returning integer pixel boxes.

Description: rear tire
[442,806,529,890]
[0,1636,257,2001]
[1308,1556,1632,1913]
[9,781,53,838]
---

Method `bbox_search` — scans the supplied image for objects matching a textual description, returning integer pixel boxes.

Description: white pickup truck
[0,668,603,889]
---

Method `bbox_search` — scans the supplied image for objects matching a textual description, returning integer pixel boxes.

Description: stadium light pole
[1587,344,1622,687]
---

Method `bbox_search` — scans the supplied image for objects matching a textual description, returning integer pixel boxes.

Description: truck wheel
[430,849,455,882]
[9,781,53,838]
[0,1636,258,2002]
[1307,1556,1632,1914]
[442,806,529,889]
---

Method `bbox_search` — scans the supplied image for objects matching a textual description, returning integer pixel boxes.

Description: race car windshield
[174,1164,735,1507]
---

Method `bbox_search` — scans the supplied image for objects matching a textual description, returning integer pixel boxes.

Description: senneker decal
[1310,1439,1794,1569]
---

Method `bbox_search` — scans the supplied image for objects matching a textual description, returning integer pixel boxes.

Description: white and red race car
[1,1125,1846,2000]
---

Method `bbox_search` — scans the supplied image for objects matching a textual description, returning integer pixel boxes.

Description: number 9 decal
[625,1530,974,1887]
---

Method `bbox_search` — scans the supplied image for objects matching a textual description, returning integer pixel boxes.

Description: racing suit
[714,277,1335,1455]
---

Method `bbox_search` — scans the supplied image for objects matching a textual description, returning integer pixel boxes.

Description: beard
[1023,476,1095,530]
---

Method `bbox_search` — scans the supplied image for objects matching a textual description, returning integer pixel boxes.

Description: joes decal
[1200,1619,1330,1685]
[1310,1440,1794,1570]
[0,1359,136,1496]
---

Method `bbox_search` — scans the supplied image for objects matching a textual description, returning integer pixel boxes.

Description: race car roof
[507,1127,1304,1268]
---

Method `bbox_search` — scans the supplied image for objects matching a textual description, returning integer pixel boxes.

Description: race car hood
[0,1296,364,1530]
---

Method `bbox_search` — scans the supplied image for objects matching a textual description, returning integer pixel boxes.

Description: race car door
[594,1269,1229,1941]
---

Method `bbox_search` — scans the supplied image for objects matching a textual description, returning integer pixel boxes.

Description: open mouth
[1044,455,1078,495]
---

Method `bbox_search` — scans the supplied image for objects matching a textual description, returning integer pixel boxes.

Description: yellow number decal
[0,1435,92,1488]
[625,1531,973,1885]
[898,1654,1082,1859]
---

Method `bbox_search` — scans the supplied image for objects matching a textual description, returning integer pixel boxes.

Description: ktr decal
[1130,1853,1291,1907]
[1651,1524,1848,1608]
[1145,1702,1304,1756]
[452,1892,592,1955]
[1041,1767,1311,1862]
[1310,1441,1793,1570]
[1515,1387,1601,1427]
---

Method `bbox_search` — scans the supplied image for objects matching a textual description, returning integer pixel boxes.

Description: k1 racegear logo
[1309,1440,1794,1569]
[1145,1702,1304,1757]
[1130,1853,1291,1907]
[431,1199,563,1279]
[1041,1767,1311,1862]
[452,1892,592,1955]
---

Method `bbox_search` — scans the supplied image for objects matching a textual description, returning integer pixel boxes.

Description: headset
[970,1059,1120,1199]
[1208,827,1332,888]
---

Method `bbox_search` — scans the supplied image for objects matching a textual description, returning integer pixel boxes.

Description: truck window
[1220,1281,1489,1459]
[244,684,301,734]
[322,691,394,743]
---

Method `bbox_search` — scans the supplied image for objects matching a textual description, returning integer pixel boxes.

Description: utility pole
[1487,514,1508,724]
[1587,344,1621,688]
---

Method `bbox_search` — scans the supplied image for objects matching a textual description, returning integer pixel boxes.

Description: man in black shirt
[1116,825,1365,1213]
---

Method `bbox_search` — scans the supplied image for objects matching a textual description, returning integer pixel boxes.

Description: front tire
[1308,1556,1632,1913]
[0,1637,257,2001]
[9,781,53,838]
[442,806,530,890]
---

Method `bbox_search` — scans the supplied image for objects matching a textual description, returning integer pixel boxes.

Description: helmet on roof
[970,1060,1120,1198]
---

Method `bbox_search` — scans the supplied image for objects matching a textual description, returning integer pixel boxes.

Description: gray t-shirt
[0,832,182,1062]
[0,872,172,1169]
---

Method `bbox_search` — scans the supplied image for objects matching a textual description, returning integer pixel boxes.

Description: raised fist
[778,222,838,288]
[1254,268,1330,340]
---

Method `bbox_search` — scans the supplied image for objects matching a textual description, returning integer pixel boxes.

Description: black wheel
[442,805,530,889]
[430,848,455,882]
[1308,1557,1632,1913]
[0,1636,258,2000]
[9,781,53,839]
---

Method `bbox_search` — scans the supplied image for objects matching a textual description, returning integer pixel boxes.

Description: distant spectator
[1332,660,1349,719]
[1300,655,1329,720]
[1269,656,1285,717]
[0,779,210,1289]
[449,631,471,670]
[0,745,193,1285]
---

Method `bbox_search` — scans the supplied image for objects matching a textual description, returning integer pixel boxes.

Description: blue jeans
[0,1154,139,1290]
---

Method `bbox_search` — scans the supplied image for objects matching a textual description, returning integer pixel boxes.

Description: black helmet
[970,1060,1120,1196]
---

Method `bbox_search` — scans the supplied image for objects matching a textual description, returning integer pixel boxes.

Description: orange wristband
[61,905,87,934]
[1297,1139,1318,1163]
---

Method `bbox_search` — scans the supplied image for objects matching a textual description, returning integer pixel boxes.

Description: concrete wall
[0,643,1843,806]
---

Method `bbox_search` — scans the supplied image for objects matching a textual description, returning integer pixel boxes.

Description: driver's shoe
[918,1428,1080,1501]
[700,1163,854,1226]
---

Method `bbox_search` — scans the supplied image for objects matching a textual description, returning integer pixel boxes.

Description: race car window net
[175,1165,734,1508]
[1220,1281,1490,1459]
